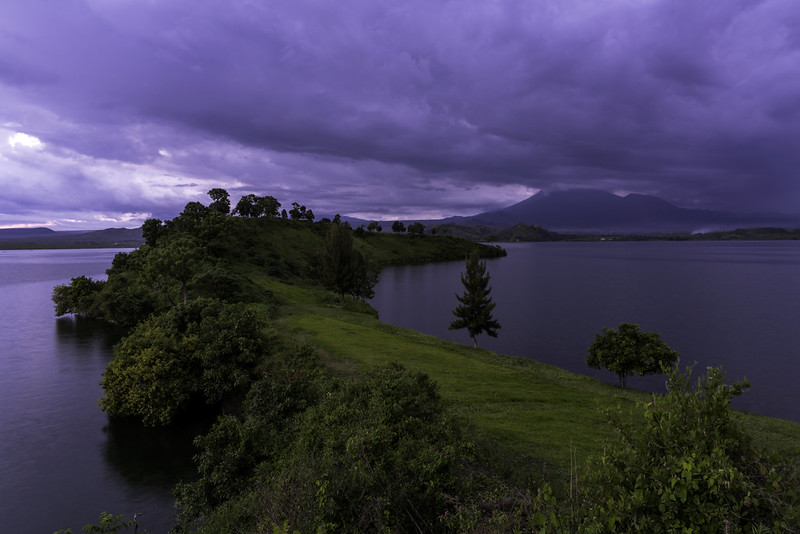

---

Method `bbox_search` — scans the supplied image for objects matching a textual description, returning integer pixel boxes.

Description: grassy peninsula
[52,192,800,533]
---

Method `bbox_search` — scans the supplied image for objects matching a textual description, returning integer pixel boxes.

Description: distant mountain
[0,227,57,238]
[0,227,143,249]
[440,189,800,234]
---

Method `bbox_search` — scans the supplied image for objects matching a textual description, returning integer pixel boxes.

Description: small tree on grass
[449,249,500,348]
[587,321,677,388]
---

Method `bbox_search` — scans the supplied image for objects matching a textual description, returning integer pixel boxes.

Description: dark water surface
[0,249,196,534]
[371,241,800,423]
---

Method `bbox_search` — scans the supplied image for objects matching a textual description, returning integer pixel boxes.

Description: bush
[175,344,324,526]
[100,299,271,426]
[204,363,468,533]
[581,365,797,533]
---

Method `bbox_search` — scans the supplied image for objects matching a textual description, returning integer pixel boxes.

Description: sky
[1,0,800,230]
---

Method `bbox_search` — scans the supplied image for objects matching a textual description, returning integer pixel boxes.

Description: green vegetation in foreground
[52,190,800,533]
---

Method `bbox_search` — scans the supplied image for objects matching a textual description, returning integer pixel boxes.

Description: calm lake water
[0,249,197,534]
[371,241,800,423]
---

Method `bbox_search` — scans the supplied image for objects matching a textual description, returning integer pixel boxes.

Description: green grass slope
[251,264,800,483]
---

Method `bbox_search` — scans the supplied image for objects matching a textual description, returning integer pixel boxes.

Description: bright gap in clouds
[8,132,44,149]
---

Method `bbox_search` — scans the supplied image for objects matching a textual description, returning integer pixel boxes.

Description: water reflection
[102,415,208,488]
[55,315,123,350]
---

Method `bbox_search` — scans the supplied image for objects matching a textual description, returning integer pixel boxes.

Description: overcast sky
[2,0,799,230]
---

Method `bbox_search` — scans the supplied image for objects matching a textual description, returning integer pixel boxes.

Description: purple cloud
[2,0,800,229]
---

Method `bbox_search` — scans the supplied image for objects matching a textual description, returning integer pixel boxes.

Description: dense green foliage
[189,363,468,533]
[580,365,799,532]
[449,249,501,348]
[587,322,678,388]
[100,298,270,425]
[52,275,105,317]
[175,342,323,525]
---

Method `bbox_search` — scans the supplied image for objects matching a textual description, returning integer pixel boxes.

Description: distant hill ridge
[438,189,800,234]
[0,227,57,237]
[0,227,143,249]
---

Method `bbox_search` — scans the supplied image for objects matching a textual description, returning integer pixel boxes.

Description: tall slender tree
[318,224,378,300]
[449,249,501,348]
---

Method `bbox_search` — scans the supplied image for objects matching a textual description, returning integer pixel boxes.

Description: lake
[0,249,197,534]
[371,241,800,423]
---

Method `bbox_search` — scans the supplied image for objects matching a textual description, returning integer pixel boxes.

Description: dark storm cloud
[2,0,800,228]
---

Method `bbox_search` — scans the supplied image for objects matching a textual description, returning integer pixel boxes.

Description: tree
[207,188,231,215]
[145,236,205,305]
[317,224,378,300]
[233,194,280,218]
[289,202,313,221]
[449,249,501,348]
[587,322,678,388]
[141,218,165,246]
[52,275,105,317]
[407,221,425,237]
[367,220,382,233]
[256,195,281,218]
[173,201,209,232]
[100,299,269,426]
[233,194,259,217]
[391,220,406,233]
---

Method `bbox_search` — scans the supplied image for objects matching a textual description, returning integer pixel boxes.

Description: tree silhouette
[449,249,500,348]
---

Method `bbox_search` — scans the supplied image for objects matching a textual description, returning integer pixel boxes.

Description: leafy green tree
[391,220,406,233]
[52,275,105,317]
[97,249,167,328]
[367,220,382,233]
[141,217,165,246]
[100,299,270,426]
[449,249,501,348]
[257,195,281,218]
[289,202,314,221]
[232,194,281,218]
[408,221,425,237]
[207,188,231,215]
[232,194,259,217]
[587,322,678,388]
[144,236,205,304]
[170,201,210,233]
[582,365,795,532]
